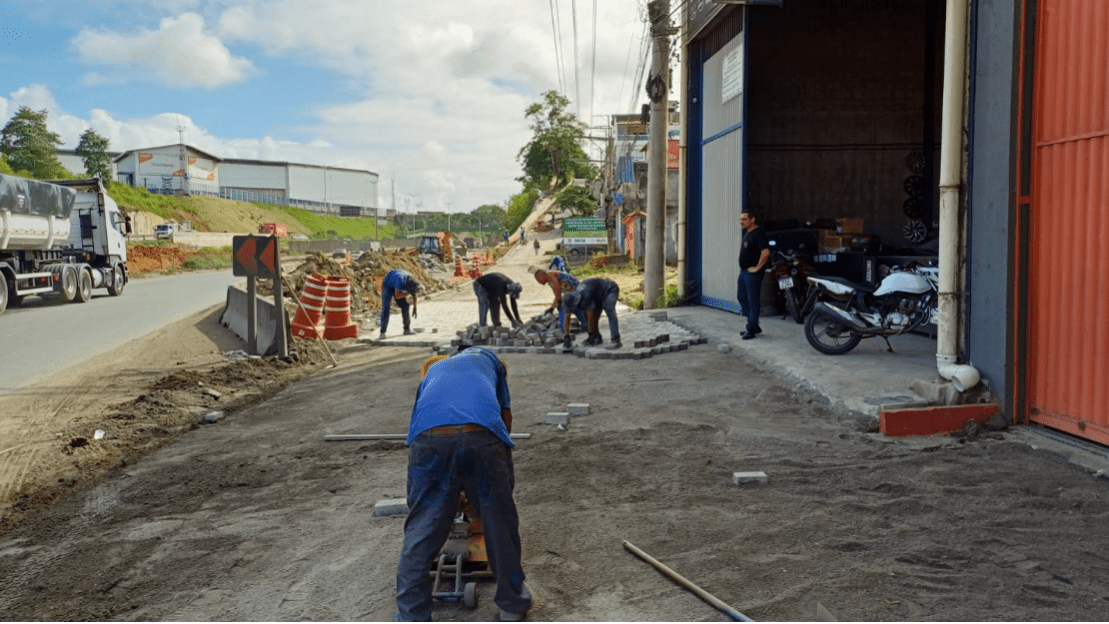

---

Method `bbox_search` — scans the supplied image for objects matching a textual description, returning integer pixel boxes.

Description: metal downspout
[677,40,689,300]
[936,0,981,392]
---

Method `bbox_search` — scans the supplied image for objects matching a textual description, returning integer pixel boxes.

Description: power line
[589,0,598,124]
[570,0,582,118]
[550,0,566,94]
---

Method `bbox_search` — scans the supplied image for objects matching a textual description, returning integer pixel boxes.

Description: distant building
[111,143,381,217]
[57,149,122,179]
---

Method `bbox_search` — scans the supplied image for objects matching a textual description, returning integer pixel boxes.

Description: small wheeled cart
[429,502,494,609]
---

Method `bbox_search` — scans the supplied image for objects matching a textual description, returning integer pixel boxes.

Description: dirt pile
[277,250,455,316]
[127,244,197,274]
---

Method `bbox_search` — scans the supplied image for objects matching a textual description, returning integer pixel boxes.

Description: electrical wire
[570,0,582,118]
[550,0,566,94]
[588,0,598,125]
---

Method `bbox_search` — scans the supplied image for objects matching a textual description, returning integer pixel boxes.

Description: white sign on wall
[722,44,744,104]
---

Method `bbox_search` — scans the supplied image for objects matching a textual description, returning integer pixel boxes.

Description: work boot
[403,328,416,336]
[378,332,386,340]
[606,335,622,349]
[583,334,602,347]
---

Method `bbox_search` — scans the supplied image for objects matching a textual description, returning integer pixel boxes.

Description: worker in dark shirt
[393,347,531,622]
[380,269,420,339]
[561,277,621,349]
[473,272,523,328]
[530,266,586,334]
[737,208,770,339]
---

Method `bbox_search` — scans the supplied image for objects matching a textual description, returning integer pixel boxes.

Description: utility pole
[643,0,671,309]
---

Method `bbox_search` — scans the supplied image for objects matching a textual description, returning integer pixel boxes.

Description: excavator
[415,231,467,264]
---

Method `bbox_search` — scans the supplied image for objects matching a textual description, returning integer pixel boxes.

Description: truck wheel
[107,266,125,296]
[75,269,93,303]
[0,272,7,315]
[60,266,78,303]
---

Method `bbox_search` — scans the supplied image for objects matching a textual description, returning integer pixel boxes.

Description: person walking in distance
[474,272,524,328]
[737,208,770,339]
[393,347,532,622]
[379,269,420,339]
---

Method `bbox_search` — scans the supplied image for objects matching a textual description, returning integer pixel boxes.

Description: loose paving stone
[545,412,570,426]
[733,471,768,485]
[373,498,409,517]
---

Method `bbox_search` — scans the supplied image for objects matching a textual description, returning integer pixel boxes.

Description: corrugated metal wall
[1025,0,1109,444]
[699,12,747,312]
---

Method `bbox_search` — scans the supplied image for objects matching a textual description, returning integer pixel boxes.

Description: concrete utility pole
[643,0,671,309]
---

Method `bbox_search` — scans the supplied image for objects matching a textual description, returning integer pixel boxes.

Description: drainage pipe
[936,0,980,393]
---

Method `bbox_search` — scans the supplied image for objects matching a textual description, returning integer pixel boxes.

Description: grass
[262,204,400,240]
[108,184,198,221]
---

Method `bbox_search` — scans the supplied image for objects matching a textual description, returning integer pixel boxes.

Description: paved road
[0,270,244,391]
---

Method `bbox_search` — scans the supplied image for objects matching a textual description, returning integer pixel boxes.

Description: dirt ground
[2,237,1109,621]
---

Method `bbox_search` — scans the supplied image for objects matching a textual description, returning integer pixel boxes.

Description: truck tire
[60,266,78,302]
[75,268,93,303]
[107,265,125,296]
[0,272,7,315]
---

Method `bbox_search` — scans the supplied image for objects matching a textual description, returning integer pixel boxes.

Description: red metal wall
[1023,0,1109,443]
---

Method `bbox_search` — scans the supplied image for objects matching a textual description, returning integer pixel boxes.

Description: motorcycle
[803,263,939,355]
[769,249,818,324]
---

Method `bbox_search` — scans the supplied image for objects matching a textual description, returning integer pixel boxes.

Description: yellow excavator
[416,231,467,264]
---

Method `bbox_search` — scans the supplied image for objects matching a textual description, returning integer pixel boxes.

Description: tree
[505,189,539,234]
[0,106,66,178]
[470,204,506,239]
[555,184,599,216]
[516,91,597,191]
[75,128,112,183]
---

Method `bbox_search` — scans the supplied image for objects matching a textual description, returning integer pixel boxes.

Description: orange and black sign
[232,235,278,280]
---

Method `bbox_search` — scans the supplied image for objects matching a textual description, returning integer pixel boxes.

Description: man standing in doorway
[737,208,770,340]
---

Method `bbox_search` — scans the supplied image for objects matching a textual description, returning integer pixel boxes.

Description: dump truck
[0,173,131,315]
[258,222,287,237]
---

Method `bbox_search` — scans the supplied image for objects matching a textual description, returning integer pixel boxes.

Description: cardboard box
[836,218,865,234]
[819,230,851,251]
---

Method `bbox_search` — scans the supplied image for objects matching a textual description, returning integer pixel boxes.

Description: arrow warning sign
[232,235,278,279]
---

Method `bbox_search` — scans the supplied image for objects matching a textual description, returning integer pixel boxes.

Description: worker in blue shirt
[547,255,567,272]
[561,277,621,349]
[530,266,586,335]
[394,347,532,622]
[379,269,420,339]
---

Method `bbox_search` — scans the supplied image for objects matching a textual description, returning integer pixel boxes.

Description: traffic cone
[322,276,359,340]
[454,256,465,277]
[290,272,327,339]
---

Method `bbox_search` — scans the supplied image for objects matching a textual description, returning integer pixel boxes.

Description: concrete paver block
[545,412,570,425]
[733,471,768,485]
[373,498,409,517]
[567,403,590,415]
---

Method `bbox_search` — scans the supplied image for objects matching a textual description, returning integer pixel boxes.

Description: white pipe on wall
[936,0,980,391]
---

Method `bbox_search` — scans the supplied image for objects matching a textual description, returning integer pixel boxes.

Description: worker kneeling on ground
[380,269,420,339]
[561,277,621,349]
[528,266,586,336]
[474,272,523,328]
[394,347,532,622]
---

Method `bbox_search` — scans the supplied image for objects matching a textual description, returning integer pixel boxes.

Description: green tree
[505,188,539,234]
[470,203,506,240]
[75,128,112,183]
[517,90,597,191]
[555,184,598,216]
[0,157,13,175]
[0,106,66,178]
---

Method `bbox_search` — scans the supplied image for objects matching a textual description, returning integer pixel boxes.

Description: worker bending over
[393,347,531,622]
[474,272,523,328]
[380,269,420,339]
[529,266,586,335]
[561,277,621,349]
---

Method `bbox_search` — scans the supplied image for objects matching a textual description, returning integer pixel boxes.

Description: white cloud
[71,12,254,88]
[6,84,59,114]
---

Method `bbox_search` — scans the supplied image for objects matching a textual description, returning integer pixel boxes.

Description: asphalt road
[0,270,244,391]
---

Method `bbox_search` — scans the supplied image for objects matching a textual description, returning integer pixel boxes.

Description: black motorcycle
[768,249,818,324]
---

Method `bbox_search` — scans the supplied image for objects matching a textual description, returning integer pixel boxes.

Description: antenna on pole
[177,117,189,195]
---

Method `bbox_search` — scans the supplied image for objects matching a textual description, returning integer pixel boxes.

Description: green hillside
[107,184,400,240]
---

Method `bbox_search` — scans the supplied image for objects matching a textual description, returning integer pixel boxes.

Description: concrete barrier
[219,285,281,355]
[174,231,241,248]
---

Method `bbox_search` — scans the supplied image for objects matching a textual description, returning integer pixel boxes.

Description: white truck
[0,173,131,315]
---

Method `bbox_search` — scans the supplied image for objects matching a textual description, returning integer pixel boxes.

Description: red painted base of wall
[879,403,1001,437]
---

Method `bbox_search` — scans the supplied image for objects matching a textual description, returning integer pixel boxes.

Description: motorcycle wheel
[804,310,862,355]
[785,289,803,324]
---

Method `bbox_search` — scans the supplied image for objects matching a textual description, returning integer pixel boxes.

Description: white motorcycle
[803,264,939,355]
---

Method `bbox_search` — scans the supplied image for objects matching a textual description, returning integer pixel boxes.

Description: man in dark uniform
[560,277,621,349]
[380,269,420,339]
[529,266,586,334]
[393,347,532,622]
[473,272,524,328]
[737,209,770,339]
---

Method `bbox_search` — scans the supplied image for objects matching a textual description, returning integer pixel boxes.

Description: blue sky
[0,1,658,213]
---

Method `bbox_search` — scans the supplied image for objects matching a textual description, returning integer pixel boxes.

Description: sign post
[232,234,288,357]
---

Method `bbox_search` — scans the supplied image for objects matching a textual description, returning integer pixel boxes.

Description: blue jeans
[395,429,531,621]
[474,282,498,327]
[381,285,410,334]
[736,270,764,334]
